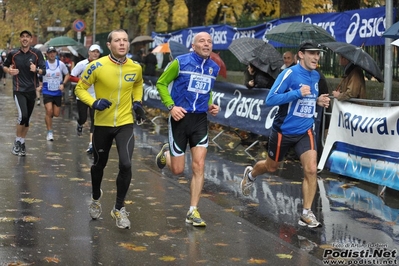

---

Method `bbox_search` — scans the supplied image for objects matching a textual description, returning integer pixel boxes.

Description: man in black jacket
[3,30,46,156]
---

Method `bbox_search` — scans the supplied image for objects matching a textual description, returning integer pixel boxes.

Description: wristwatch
[167,104,175,111]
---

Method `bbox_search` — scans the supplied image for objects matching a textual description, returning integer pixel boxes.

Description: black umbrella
[266,22,335,46]
[228,37,283,79]
[169,41,189,59]
[322,42,383,82]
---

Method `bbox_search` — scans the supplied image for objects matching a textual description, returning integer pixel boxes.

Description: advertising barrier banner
[143,77,323,141]
[318,101,399,190]
[152,6,392,49]
[143,77,275,136]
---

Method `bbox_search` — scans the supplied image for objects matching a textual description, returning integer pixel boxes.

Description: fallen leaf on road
[276,253,292,259]
[248,258,267,264]
[143,231,159,237]
[45,226,65,230]
[119,242,147,251]
[20,198,43,204]
[158,256,176,261]
[22,216,41,222]
[43,256,60,263]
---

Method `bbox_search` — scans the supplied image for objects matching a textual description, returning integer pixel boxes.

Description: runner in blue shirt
[240,40,330,228]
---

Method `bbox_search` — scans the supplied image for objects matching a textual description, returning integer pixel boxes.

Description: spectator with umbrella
[245,63,275,89]
[143,48,157,76]
[333,54,366,101]
[229,37,283,88]
[322,42,384,101]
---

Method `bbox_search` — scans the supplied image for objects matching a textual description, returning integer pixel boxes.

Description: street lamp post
[55,19,61,36]
[34,17,40,44]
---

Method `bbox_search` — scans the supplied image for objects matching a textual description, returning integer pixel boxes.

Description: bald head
[283,51,295,67]
[192,32,213,59]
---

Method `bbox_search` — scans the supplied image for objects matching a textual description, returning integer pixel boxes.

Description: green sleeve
[156,60,179,107]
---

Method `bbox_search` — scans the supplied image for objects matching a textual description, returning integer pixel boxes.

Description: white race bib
[292,98,315,118]
[48,79,60,91]
[187,75,211,94]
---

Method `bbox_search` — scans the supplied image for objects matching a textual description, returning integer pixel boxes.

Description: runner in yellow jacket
[75,29,143,230]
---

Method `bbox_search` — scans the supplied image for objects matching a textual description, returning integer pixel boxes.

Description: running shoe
[46,131,54,141]
[298,210,321,228]
[110,207,131,229]
[89,189,103,220]
[155,143,169,169]
[76,124,83,136]
[86,143,93,154]
[36,98,40,106]
[185,208,206,227]
[19,143,26,156]
[12,141,21,156]
[240,166,254,196]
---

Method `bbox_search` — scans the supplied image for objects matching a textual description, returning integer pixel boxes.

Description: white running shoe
[46,131,54,141]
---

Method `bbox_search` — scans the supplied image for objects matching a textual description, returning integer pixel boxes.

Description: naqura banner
[318,100,399,190]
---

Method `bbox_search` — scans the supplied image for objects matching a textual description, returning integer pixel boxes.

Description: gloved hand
[92,99,112,111]
[133,101,146,125]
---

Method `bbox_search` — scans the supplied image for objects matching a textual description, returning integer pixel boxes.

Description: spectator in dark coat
[143,48,157,76]
[245,64,275,89]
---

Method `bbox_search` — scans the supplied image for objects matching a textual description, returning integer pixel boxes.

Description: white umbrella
[391,39,399,47]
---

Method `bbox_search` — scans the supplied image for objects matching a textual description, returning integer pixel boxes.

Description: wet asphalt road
[0,80,398,266]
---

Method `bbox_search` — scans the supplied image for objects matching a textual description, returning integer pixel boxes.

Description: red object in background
[210,52,227,79]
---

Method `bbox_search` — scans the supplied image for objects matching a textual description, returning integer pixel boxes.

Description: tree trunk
[147,0,161,35]
[185,0,211,27]
[280,0,301,17]
[337,0,360,11]
[166,0,174,32]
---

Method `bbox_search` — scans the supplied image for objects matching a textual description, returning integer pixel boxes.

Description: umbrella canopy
[34,44,47,53]
[131,35,154,45]
[210,52,227,78]
[382,21,399,39]
[169,41,189,59]
[322,42,383,82]
[228,37,283,79]
[152,43,170,53]
[47,36,78,47]
[68,43,88,58]
[266,22,335,46]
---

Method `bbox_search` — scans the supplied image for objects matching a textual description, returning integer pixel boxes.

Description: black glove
[133,101,146,125]
[92,99,112,111]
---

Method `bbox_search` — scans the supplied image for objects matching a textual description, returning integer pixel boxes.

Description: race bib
[48,80,60,91]
[292,98,315,118]
[187,75,211,94]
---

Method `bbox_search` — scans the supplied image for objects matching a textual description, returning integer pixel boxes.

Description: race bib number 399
[187,75,211,94]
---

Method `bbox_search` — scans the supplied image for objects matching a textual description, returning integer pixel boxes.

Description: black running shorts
[268,128,316,162]
[168,113,208,157]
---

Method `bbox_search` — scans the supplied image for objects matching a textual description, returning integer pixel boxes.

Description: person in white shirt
[70,44,102,153]
[39,46,70,141]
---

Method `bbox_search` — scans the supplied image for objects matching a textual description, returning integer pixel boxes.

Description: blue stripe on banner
[152,6,394,49]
